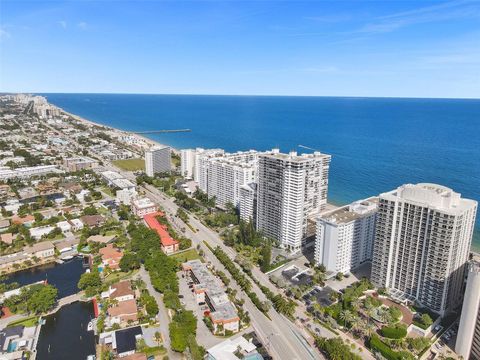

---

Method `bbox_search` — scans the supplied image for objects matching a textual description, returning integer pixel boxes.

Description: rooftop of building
[107,299,137,317]
[25,241,55,254]
[319,197,378,224]
[260,149,331,162]
[381,183,477,213]
[132,197,156,208]
[207,335,259,360]
[114,326,143,355]
[110,281,134,299]
[99,244,123,260]
[143,212,179,247]
[183,259,239,322]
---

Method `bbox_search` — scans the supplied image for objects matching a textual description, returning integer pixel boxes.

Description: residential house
[25,241,55,259]
[30,225,55,240]
[107,299,138,326]
[54,238,79,254]
[99,326,144,358]
[69,218,84,232]
[56,221,72,234]
[29,226,54,240]
[80,215,106,228]
[87,234,116,244]
[0,233,15,245]
[0,219,10,232]
[11,215,35,227]
[39,208,57,219]
[107,281,135,302]
[99,244,123,271]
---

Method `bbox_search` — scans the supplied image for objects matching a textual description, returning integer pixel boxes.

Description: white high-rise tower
[371,183,477,315]
[145,146,171,177]
[256,150,331,252]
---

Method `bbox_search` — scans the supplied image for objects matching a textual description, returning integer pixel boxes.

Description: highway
[140,183,322,360]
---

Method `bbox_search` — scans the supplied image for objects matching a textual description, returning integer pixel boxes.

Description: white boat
[86,356,96,360]
[62,255,74,260]
[87,321,94,331]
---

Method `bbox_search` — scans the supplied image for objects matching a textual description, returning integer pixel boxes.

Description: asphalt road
[141,183,322,360]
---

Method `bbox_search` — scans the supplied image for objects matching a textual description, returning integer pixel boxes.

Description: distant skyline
[1,0,480,98]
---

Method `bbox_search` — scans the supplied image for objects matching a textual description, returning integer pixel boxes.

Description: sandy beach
[54,104,178,153]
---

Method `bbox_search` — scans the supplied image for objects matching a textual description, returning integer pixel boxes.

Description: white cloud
[357,0,480,34]
[58,20,67,29]
[77,21,87,30]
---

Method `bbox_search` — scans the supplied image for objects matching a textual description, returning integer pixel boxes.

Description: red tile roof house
[99,244,124,271]
[11,215,35,227]
[143,212,180,255]
[107,299,138,327]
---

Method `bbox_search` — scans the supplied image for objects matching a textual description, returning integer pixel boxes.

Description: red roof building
[99,244,124,271]
[143,212,180,254]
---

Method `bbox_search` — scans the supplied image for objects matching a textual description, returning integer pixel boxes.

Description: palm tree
[154,331,162,346]
[348,315,359,333]
[351,298,362,310]
[339,310,353,328]
[312,303,324,318]
[365,322,376,337]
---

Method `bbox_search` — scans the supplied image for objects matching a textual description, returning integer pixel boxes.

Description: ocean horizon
[41,93,480,250]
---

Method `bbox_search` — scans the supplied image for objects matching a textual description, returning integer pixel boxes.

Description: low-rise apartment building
[63,156,99,172]
[143,212,179,254]
[131,197,157,217]
[182,260,240,334]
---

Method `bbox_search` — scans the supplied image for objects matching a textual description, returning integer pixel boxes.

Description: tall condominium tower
[180,149,196,179]
[145,146,171,177]
[194,148,225,191]
[371,183,477,315]
[256,150,331,252]
[456,261,480,359]
[315,198,378,274]
[239,183,257,224]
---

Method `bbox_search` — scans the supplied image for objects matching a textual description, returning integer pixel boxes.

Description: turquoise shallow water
[42,94,480,249]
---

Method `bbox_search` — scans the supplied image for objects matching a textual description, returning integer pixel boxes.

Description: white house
[69,218,84,232]
[56,221,72,233]
[29,226,55,240]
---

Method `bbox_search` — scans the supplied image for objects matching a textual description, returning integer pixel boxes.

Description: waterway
[36,301,96,360]
[4,257,85,298]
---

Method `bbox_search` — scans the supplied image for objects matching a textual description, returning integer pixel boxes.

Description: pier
[131,129,191,134]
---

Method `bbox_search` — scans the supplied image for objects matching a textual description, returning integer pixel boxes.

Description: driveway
[136,267,180,360]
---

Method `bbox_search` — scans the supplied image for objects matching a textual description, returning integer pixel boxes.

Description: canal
[4,257,85,298]
[36,301,96,360]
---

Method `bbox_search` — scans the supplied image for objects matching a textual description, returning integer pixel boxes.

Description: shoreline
[58,106,179,154]
[47,99,480,252]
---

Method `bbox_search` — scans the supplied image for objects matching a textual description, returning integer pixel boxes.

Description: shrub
[381,324,407,339]
[369,335,414,360]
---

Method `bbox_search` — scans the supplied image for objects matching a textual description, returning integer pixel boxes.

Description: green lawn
[103,269,138,285]
[112,158,145,171]
[170,248,202,263]
[7,316,38,328]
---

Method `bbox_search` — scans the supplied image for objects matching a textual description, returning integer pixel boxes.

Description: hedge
[369,335,414,360]
[381,324,407,339]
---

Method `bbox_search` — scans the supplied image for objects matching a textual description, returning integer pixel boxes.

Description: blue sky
[1,0,479,98]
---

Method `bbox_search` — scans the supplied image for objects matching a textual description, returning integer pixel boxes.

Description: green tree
[119,253,140,272]
[27,284,58,314]
[77,270,102,296]
[259,240,272,272]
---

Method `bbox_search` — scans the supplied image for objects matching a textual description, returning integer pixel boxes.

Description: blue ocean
[42,94,480,249]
